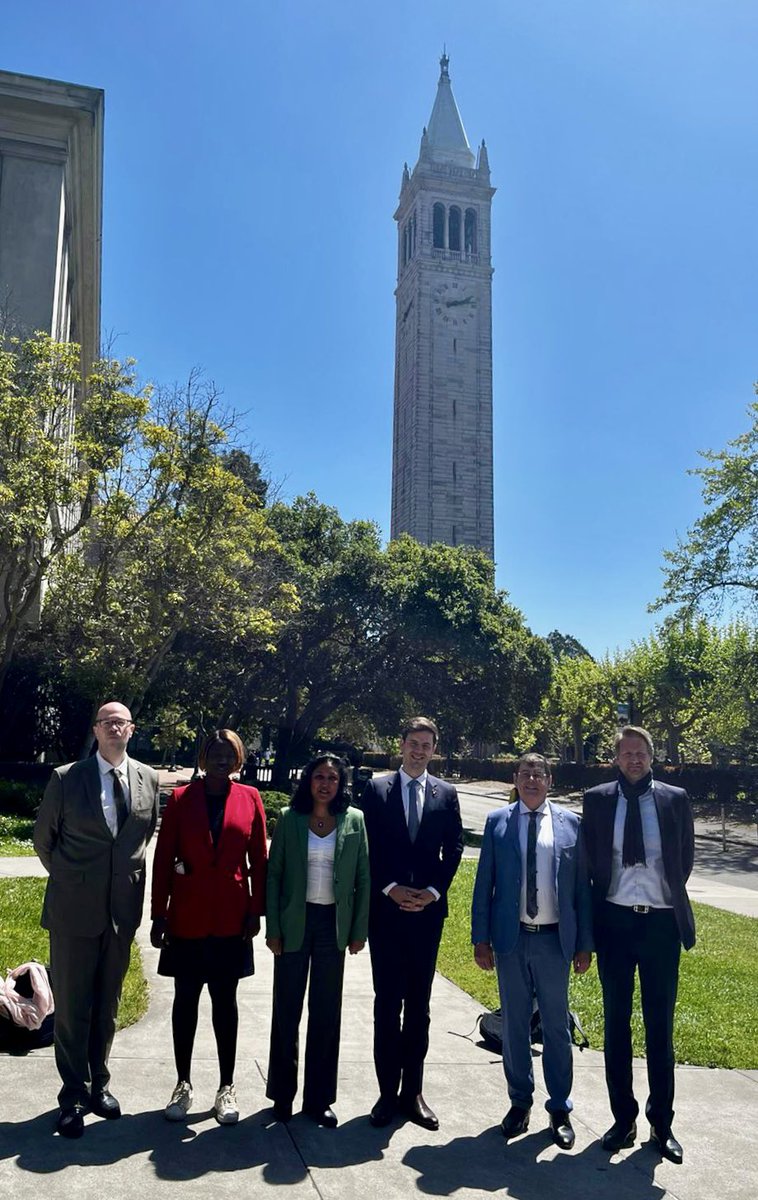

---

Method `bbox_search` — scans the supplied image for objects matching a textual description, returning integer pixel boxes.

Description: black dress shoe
[602,1119,637,1152]
[56,1105,86,1138]
[549,1110,575,1150]
[91,1089,121,1119]
[271,1101,292,1123]
[400,1093,439,1131]
[650,1127,683,1164]
[369,1094,398,1127]
[304,1105,338,1128]
[501,1105,530,1140]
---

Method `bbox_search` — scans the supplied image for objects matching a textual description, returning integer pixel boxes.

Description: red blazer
[151,780,267,938]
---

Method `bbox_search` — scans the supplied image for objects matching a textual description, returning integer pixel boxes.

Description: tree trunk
[571,715,585,765]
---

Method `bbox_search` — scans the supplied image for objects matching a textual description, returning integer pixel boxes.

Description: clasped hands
[388,884,436,912]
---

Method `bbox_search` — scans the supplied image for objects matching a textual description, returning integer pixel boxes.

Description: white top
[607,782,672,909]
[517,800,559,924]
[96,750,131,838]
[306,828,336,905]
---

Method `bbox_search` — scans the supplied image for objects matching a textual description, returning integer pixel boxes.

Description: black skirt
[157,934,254,982]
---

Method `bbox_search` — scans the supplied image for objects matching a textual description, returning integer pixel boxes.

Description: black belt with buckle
[520,922,559,933]
[632,904,651,914]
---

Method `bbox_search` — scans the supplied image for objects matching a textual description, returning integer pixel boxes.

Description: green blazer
[266,806,370,952]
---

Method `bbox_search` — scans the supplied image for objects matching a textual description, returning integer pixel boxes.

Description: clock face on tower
[433,281,478,326]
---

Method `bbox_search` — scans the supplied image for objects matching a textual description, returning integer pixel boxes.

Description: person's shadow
[403,1125,668,1199]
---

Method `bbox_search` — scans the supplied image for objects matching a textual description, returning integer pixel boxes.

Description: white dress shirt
[96,750,131,838]
[517,800,559,924]
[607,781,672,909]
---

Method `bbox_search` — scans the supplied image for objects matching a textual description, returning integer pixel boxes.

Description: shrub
[0,780,45,817]
[259,790,291,836]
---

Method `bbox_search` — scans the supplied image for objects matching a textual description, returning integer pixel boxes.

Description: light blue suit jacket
[471,800,593,963]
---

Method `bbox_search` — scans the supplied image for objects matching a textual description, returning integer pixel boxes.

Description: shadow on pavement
[402,1127,668,1199]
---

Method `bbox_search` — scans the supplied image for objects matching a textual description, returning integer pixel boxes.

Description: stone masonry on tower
[390,54,495,558]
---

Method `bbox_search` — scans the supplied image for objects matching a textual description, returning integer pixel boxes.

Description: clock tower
[391,54,495,557]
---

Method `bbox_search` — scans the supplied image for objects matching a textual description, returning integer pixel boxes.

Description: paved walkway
[1,825,756,1197]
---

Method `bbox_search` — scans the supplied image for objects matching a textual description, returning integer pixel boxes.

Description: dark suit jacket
[471,800,593,963]
[265,806,370,952]
[34,756,159,938]
[359,771,463,924]
[582,779,696,950]
[151,779,267,938]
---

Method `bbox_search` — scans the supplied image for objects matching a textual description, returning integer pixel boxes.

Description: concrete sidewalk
[1,852,756,1199]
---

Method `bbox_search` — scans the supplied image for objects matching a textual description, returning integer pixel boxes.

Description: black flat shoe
[56,1105,86,1138]
[400,1093,439,1131]
[549,1110,575,1150]
[501,1105,530,1140]
[602,1120,636,1152]
[369,1094,397,1127]
[650,1127,683,1164]
[305,1105,338,1128]
[91,1089,121,1119]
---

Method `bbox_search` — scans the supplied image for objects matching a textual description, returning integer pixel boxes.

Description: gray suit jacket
[34,755,160,938]
[471,800,594,963]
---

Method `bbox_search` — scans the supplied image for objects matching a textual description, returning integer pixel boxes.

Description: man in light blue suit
[472,753,593,1149]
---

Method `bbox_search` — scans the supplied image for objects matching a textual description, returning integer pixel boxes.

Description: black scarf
[618,769,652,868]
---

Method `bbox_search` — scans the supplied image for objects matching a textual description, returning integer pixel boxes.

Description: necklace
[316,819,324,829]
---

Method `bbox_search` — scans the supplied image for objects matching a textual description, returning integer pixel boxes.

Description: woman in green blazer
[266,754,370,1127]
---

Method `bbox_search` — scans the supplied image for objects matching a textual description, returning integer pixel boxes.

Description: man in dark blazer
[34,701,159,1138]
[472,753,593,1148]
[360,716,463,1130]
[582,725,695,1164]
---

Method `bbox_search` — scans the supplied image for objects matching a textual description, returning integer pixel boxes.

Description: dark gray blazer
[471,800,594,963]
[34,756,160,938]
[582,779,696,950]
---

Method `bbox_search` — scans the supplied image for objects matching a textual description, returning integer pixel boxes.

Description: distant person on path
[265,754,369,1127]
[582,725,695,1164]
[471,753,593,1148]
[34,701,160,1138]
[359,717,463,1131]
[151,729,267,1125]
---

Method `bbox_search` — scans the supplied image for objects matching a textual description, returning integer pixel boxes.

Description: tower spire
[420,52,475,169]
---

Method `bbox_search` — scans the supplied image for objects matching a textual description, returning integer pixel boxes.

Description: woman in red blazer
[150,729,267,1125]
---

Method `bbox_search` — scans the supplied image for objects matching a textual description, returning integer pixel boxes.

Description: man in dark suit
[34,701,159,1138]
[471,753,593,1148]
[582,725,695,1164]
[360,716,463,1130]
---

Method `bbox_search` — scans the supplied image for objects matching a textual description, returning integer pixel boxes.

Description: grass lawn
[0,815,36,856]
[0,878,149,1028]
[438,859,758,1070]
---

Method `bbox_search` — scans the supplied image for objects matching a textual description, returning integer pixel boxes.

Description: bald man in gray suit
[34,701,159,1138]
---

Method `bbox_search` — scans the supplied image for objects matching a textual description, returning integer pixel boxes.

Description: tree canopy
[652,396,758,621]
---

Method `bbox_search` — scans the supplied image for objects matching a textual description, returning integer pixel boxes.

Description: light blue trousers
[495,929,573,1113]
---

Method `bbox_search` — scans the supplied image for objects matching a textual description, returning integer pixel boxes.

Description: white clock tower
[390,54,495,558]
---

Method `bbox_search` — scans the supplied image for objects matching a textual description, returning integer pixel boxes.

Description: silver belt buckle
[632,904,650,914]
[522,922,539,933]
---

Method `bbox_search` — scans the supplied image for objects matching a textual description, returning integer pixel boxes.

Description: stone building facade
[0,69,103,376]
[390,55,495,558]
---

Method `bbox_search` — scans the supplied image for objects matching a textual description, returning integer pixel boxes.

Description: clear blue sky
[5,2,758,657]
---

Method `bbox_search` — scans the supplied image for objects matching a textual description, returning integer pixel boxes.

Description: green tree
[652,396,758,620]
[37,373,291,754]
[0,334,149,691]
[522,653,614,763]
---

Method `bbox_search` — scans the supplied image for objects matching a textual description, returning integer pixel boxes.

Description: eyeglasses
[516,770,547,781]
[95,719,133,730]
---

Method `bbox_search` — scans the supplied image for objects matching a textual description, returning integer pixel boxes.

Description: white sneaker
[214,1084,239,1125]
[164,1080,193,1121]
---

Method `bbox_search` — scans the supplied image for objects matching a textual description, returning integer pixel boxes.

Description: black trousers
[266,904,345,1111]
[368,909,444,1100]
[596,902,681,1131]
[49,925,132,1108]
